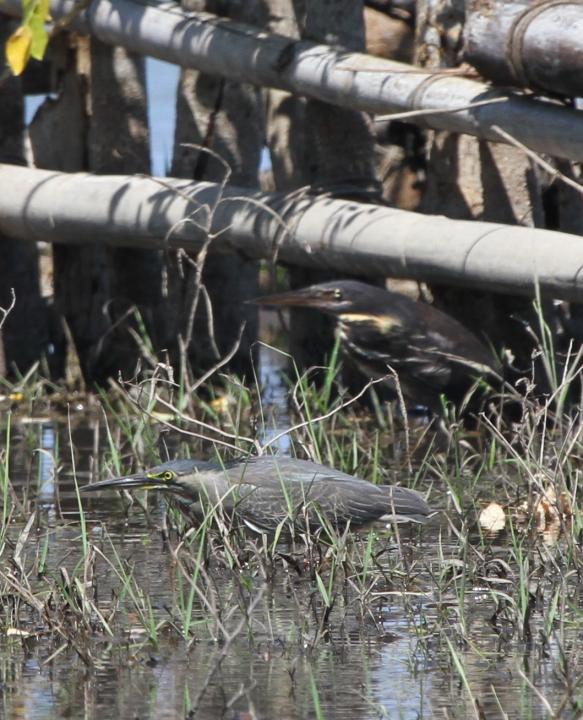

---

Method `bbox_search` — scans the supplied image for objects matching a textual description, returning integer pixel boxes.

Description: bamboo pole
[465,0,583,98]
[3,0,583,160]
[2,163,583,301]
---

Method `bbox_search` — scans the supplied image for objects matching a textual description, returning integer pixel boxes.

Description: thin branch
[189,321,247,393]
[153,392,257,447]
[259,375,389,454]
[0,289,15,329]
[491,124,583,198]
[110,379,250,452]
[375,96,507,123]
[340,64,479,77]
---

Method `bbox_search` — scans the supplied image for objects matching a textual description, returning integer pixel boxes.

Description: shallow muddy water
[2,407,582,720]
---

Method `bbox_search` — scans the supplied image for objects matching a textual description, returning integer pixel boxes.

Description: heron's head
[80,459,211,496]
[250,280,389,316]
[250,280,406,337]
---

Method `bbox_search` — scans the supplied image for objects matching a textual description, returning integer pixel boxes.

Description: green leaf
[30,0,50,60]
[29,14,49,60]
[315,572,330,607]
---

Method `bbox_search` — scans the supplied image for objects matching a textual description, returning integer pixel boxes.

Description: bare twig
[375,96,507,123]
[492,124,583,198]
[386,366,411,474]
[153,391,258,447]
[259,375,390,454]
[0,289,15,329]
[189,321,246,394]
[340,64,479,78]
[117,388,249,453]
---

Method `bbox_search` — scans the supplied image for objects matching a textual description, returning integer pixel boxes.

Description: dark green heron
[253,280,499,412]
[81,455,431,533]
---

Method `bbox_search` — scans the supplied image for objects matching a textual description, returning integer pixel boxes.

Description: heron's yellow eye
[334,289,343,300]
[163,471,174,481]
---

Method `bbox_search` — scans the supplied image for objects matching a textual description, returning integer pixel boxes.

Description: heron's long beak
[80,473,165,493]
[249,287,331,310]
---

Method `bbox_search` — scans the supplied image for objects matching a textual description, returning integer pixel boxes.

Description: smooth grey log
[3,0,583,161]
[464,0,583,98]
[2,164,583,301]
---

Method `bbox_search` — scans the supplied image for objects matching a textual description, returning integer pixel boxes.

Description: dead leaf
[479,502,505,532]
[6,628,32,638]
[533,486,572,530]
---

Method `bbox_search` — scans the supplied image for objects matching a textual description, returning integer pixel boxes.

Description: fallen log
[3,0,583,160]
[2,163,583,301]
[464,0,583,98]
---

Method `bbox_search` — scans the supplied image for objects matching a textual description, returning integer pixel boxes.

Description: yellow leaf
[6,26,32,76]
[209,395,233,413]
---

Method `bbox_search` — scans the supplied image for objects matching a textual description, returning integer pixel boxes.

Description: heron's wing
[343,322,452,386]
[228,456,372,486]
[232,478,430,531]
[382,485,432,524]
[342,318,497,410]
[231,482,378,530]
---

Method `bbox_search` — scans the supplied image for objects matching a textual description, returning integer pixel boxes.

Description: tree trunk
[31,36,156,385]
[0,17,50,378]
[365,5,414,63]
[556,162,583,349]
[29,42,88,384]
[364,4,422,211]
[170,0,264,381]
[88,39,162,382]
